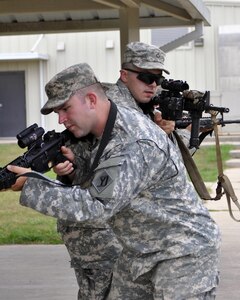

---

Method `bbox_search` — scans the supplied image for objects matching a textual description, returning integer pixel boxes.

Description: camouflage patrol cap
[123,41,170,74]
[41,63,99,115]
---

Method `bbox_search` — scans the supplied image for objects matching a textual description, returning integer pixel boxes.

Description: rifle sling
[80,99,117,186]
[174,124,240,222]
[212,114,240,222]
[173,131,212,200]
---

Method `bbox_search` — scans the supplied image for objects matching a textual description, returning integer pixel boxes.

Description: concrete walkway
[0,245,78,300]
[0,167,239,300]
[204,167,240,300]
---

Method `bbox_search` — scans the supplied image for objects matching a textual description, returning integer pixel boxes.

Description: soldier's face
[121,68,163,103]
[54,94,96,138]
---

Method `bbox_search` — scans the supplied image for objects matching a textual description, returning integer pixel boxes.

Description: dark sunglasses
[124,68,165,85]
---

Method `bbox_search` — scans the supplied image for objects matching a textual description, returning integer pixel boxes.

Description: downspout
[30,34,46,128]
[39,60,45,129]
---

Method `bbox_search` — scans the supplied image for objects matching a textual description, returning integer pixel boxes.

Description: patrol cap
[123,41,170,74]
[41,63,99,115]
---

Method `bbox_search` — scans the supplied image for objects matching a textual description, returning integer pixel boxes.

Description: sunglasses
[124,68,165,85]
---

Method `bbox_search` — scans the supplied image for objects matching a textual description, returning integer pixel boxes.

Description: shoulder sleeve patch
[89,156,124,198]
[92,169,113,193]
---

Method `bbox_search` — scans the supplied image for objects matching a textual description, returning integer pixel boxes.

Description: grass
[0,190,61,244]
[193,144,234,182]
[0,142,235,244]
[0,143,62,244]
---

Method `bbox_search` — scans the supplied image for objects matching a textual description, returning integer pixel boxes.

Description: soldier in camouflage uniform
[104,41,191,146]
[54,42,179,300]
[47,64,123,300]
[105,42,168,110]
[56,137,122,300]
[9,63,221,299]
[51,42,180,299]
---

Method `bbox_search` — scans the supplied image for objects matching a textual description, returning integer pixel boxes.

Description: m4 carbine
[0,123,75,190]
[149,79,230,148]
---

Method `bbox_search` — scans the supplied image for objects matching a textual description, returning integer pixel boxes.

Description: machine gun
[0,123,75,190]
[148,79,230,149]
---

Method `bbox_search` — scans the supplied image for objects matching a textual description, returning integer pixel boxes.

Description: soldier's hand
[7,165,29,191]
[61,146,75,161]
[53,146,75,176]
[154,111,175,135]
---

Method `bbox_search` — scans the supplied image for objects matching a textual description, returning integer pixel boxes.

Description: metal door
[0,71,26,137]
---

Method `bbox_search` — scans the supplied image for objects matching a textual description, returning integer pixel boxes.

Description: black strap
[81,100,118,185]
[17,171,71,186]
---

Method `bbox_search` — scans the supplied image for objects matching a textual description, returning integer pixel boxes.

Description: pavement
[204,168,240,300]
[0,167,239,300]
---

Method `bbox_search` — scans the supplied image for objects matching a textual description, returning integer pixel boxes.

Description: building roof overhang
[0,0,210,35]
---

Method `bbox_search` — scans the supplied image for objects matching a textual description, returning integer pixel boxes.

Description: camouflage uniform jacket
[57,136,122,270]
[19,105,220,283]
[105,79,146,112]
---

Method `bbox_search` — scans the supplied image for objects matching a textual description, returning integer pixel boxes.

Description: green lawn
[0,142,235,244]
[193,144,234,182]
[0,143,62,244]
[0,190,61,244]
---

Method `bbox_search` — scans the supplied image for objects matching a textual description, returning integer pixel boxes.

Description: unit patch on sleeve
[92,169,114,193]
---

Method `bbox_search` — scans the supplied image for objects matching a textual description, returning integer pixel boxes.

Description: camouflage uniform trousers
[57,221,122,300]
[74,267,112,300]
[107,247,220,300]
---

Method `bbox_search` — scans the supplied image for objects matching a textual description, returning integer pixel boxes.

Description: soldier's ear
[120,69,128,83]
[85,92,97,109]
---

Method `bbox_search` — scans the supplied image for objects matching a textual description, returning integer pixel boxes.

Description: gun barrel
[205,105,229,113]
[175,117,240,130]
[222,119,240,124]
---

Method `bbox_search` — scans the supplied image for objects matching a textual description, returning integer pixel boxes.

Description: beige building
[0,0,239,136]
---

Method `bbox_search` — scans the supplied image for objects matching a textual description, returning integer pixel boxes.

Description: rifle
[145,79,230,149]
[0,123,75,190]
[175,117,240,130]
[147,80,240,221]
